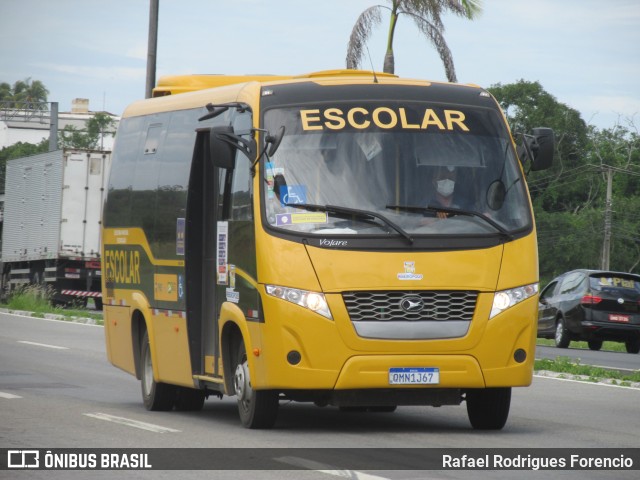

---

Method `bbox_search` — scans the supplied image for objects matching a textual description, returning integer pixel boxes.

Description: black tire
[174,386,205,411]
[554,317,571,348]
[466,387,511,430]
[140,331,176,411]
[625,338,640,354]
[587,340,603,351]
[234,341,279,429]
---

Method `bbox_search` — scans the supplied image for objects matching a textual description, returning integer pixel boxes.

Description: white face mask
[436,179,455,197]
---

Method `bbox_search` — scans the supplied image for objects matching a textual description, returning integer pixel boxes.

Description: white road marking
[17,341,69,350]
[0,392,22,399]
[275,456,391,480]
[83,413,180,433]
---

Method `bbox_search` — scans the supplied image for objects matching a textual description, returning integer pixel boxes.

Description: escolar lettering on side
[300,107,470,132]
[104,249,141,285]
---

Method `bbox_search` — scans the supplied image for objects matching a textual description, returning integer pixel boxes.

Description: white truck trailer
[1,149,110,308]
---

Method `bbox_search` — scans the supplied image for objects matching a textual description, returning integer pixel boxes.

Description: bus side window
[230,151,252,221]
[217,167,230,221]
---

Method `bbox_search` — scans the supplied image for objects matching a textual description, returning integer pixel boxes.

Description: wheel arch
[219,302,254,396]
[221,320,244,395]
[131,308,147,380]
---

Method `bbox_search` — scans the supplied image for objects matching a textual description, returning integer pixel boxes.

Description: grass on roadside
[535,338,639,386]
[534,356,640,386]
[2,285,103,324]
[537,337,626,353]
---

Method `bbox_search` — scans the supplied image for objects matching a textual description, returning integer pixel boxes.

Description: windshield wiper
[386,204,513,240]
[286,203,413,244]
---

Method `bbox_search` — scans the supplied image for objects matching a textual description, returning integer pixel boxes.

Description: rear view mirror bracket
[251,126,286,176]
[208,126,257,170]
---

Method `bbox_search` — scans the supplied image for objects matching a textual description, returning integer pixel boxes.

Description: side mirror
[210,126,236,170]
[530,127,554,171]
[517,127,554,172]
[266,126,285,157]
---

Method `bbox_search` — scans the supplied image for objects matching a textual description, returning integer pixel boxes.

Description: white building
[0,98,119,151]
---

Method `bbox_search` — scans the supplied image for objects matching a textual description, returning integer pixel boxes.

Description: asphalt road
[1,312,639,480]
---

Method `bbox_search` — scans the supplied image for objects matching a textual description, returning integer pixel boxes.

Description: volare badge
[397,261,423,281]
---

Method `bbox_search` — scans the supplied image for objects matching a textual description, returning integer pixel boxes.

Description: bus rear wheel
[141,331,176,411]
[466,387,511,430]
[234,341,278,429]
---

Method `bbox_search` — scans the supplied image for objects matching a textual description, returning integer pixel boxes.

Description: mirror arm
[198,102,252,121]
[199,106,229,121]
[215,132,256,160]
[250,145,269,177]
[250,128,268,176]
[250,126,285,176]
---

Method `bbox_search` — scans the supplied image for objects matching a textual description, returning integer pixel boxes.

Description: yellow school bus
[102,70,553,429]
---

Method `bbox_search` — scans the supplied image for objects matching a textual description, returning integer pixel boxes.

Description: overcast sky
[1,0,638,130]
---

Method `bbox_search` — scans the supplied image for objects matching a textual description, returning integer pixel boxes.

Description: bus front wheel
[141,331,176,411]
[234,341,279,429]
[466,387,511,430]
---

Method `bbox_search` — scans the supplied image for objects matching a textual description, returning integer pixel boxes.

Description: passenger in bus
[425,165,461,219]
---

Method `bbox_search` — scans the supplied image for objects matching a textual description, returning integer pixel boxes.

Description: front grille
[342,290,478,322]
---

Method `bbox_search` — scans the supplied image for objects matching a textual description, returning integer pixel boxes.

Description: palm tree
[346,0,482,82]
[1,78,49,110]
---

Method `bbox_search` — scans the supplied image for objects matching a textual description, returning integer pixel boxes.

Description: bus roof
[152,70,399,97]
[120,70,483,119]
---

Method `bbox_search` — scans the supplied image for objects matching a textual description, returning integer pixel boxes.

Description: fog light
[514,349,527,363]
[287,350,301,365]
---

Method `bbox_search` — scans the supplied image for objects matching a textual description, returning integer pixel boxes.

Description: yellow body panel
[247,281,536,391]
[305,245,503,291]
[104,305,135,375]
[103,71,540,404]
[334,355,485,389]
[148,311,194,388]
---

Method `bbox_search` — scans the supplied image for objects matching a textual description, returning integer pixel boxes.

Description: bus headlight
[266,285,333,319]
[490,283,538,319]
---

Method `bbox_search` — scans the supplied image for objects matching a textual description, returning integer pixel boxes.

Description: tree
[346,0,482,81]
[586,121,640,272]
[488,80,590,213]
[489,80,640,280]
[59,112,117,151]
[0,78,49,109]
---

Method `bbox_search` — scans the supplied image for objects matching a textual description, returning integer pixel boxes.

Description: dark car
[538,269,640,353]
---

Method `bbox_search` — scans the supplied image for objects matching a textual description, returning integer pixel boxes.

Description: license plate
[389,367,439,385]
[609,314,630,323]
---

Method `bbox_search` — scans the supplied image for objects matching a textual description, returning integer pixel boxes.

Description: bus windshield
[262,102,531,237]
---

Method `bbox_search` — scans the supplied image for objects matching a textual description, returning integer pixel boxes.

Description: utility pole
[145,0,159,99]
[601,166,613,270]
[48,102,58,151]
